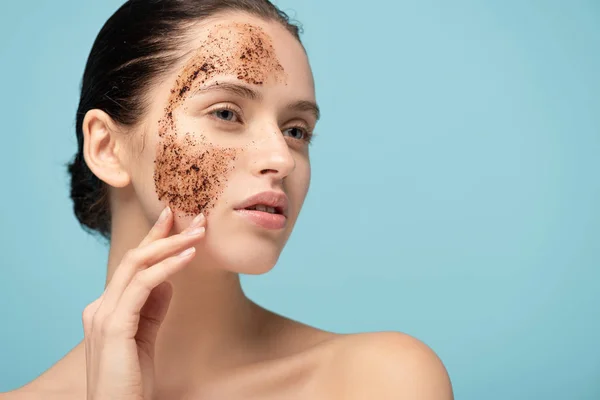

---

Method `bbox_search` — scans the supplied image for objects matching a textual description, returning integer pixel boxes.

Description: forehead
[176,12,315,94]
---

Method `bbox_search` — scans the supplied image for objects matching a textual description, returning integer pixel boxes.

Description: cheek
[153,132,240,217]
[302,168,311,199]
[292,159,311,206]
[301,157,311,189]
[305,162,312,188]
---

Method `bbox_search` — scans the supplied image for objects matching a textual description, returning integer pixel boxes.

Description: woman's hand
[82,206,205,400]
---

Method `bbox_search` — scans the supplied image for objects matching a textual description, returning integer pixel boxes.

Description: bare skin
[1,11,453,400]
[4,306,345,399]
[1,328,453,399]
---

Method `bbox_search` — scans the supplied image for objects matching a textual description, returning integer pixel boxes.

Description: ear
[82,109,131,188]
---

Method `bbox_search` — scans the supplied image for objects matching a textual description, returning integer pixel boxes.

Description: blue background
[1,0,599,398]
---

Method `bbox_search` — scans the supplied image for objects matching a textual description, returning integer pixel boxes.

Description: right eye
[211,108,240,123]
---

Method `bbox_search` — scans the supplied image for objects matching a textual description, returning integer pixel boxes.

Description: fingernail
[184,226,205,236]
[190,213,205,228]
[158,206,171,223]
[178,247,196,257]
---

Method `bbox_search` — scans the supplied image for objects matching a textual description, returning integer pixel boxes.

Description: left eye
[212,109,238,122]
[283,127,306,140]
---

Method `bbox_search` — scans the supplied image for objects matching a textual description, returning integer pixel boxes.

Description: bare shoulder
[0,358,84,400]
[0,389,40,400]
[322,331,454,400]
[0,343,86,400]
[0,384,38,400]
[0,385,77,400]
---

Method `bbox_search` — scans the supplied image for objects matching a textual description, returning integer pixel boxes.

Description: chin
[201,231,285,275]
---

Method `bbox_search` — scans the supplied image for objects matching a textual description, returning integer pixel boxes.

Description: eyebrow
[286,100,321,122]
[193,81,261,101]
[193,82,321,121]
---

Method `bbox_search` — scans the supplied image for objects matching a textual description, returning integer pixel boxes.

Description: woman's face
[124,13,318,274]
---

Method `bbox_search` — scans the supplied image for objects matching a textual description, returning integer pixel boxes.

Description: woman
[2,0,453,398]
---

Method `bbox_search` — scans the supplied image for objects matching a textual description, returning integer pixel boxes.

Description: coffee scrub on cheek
[152,22,287,218]
[153,131,240,217]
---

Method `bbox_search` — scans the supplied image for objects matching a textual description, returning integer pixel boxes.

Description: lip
[234,191,289,217]
[234,191,289,230]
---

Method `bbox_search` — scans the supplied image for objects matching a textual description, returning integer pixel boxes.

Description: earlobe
[82,109,131,189]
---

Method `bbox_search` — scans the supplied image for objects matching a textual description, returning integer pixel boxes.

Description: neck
[105,198,273,385]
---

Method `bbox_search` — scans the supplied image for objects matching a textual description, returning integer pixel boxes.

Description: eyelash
[207,105,315,145]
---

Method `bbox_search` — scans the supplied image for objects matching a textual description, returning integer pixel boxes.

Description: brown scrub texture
[153,23,287,217]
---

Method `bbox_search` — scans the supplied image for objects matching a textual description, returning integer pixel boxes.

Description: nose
[250,128,295,181]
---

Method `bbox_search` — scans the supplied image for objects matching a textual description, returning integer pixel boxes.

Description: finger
[82,296,103,337]
[98,221,205,315]
[82,296,103,379]
[135,281,173,359]
[107,247,196,337]
[97,206,173,312]
[139,206,174,248]
[82,296,103,360]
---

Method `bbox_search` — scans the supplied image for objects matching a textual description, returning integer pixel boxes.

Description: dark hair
[67,0,302,240]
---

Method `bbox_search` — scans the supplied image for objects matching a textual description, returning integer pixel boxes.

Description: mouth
[243,204,284,215]
[234,191,289,230]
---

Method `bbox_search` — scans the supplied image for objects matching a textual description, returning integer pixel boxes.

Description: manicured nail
[178,247,196,257]
[158,206,171,223]
[190,213,205,228]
